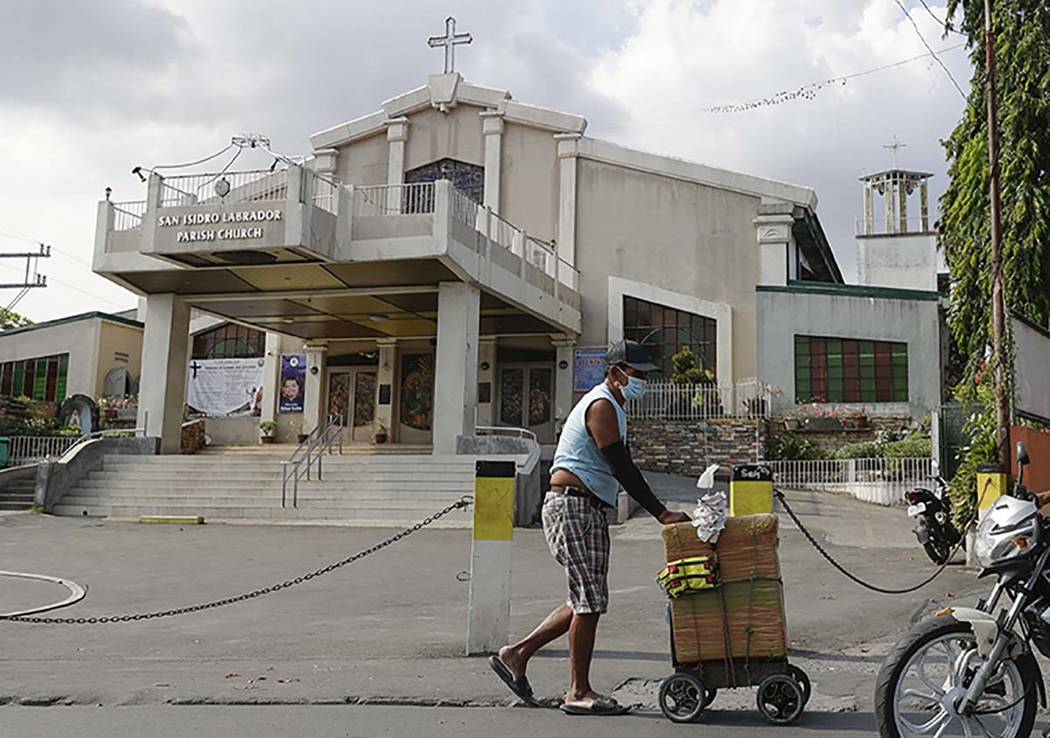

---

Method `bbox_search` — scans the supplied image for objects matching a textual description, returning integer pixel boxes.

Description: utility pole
[0,242,49,290]
[984,0,1010,469]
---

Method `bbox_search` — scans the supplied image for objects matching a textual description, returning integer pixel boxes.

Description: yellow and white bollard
[730,463,774,517]
[466,460,516,655]
[976,464,1007,520]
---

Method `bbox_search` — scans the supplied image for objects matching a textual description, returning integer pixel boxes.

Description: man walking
[489,339,690,715]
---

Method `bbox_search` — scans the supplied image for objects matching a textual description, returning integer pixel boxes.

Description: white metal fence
[627,379,772,420]
[352,183,435,216]
[762,456,935,506]
[8,436,80,466]
[112,200,146,231]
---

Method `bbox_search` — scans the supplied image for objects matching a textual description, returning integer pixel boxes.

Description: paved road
[0,481,983,715]
[0,704,885,737]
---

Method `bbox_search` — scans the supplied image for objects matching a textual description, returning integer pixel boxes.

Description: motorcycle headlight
[974,509,1038,568]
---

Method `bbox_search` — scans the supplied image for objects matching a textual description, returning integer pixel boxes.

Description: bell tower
[855,146,938,291]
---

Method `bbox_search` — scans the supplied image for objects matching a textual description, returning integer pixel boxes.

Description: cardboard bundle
[662,514,787,668]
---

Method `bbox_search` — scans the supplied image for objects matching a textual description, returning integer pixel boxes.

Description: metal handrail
[55,427,147,463]
[474,425,541,476]
[281,414,344,508]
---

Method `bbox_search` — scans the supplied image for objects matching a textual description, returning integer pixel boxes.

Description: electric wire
[917,0,964,36]
[151,143,236,171]
[893,0,968,99]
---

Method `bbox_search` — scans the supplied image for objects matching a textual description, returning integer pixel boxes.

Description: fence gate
[938,403,980,481]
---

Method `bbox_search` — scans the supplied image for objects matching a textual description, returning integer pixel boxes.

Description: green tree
[942,0,1050,518]
[942,0,1050,384]
[0,307,31,331]
[670,347,715,385]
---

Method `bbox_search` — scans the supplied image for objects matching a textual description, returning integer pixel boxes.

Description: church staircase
[50,451,517,527]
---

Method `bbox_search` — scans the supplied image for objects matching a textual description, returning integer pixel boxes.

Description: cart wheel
[756,674,804,725]
[702,686,718,708]
[658,672,707,723]
[786,665,812,706]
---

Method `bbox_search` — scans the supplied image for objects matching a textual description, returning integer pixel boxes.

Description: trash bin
[0,437,10,468]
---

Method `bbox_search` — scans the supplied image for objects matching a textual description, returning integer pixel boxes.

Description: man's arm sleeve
[599,439,667,519]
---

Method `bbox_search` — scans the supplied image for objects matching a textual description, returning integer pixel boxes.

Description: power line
[893,0,968,99]
[917,0,965,35]
[0,227,93,268]
[0,261,127,310]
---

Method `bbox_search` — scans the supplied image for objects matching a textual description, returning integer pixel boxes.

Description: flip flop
[559,694,631,716]
[488,654,539,707]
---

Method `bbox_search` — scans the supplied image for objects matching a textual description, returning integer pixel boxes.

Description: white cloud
[0,0,970,320]
[587,0,971,279]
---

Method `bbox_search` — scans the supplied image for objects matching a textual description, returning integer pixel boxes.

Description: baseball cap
[606,339,658,372]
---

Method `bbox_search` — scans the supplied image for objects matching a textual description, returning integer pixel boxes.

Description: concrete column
[303,344,328,433]
[480,112,503,213]
[920,180,930,232]
[898,175,909,233]
[476,337,497,427]
[551,335,576,436]
[556,133,581,289]
[863,183,874,236]
[884,176,895,234]
[754,204,795,287]
[375,338,398,441]
[137,293,190,454]
[385,117,409,212]
[433,282,480,454]
[259,332,281,423]
[313,148,339,179]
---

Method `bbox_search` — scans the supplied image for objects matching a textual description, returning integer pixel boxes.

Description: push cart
[657,605,811,724]
[656,513,811,725]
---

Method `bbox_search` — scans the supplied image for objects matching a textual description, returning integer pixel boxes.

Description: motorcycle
[905,466,964,565]
[875,442,1046,737]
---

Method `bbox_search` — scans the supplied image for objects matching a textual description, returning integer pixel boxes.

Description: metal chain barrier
[774,488,965,595]
[0,496,473,625]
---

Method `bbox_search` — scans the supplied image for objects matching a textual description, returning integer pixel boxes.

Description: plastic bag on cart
[692,490,728,544]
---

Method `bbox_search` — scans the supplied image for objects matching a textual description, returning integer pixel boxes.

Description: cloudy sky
[0,0,972,322]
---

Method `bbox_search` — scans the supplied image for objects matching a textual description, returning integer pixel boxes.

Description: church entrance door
[327,369,377,443]
[496,364,554,443]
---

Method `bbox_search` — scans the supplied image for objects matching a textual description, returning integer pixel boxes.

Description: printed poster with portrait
[279,354,306,414]
[186,357,265,417]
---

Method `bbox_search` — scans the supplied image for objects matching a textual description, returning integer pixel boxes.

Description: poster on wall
[573,347,607,391]
[186,358,265,417]
[399,354,434,432]
[279,354,306,414]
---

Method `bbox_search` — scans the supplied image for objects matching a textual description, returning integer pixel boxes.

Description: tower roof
[859,168,933,182]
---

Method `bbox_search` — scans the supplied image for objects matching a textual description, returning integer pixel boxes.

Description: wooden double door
[496,363,554,442]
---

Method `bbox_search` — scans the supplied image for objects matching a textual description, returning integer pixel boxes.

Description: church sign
[157,209,284,244]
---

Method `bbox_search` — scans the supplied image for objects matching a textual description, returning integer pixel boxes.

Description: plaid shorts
[542,493,610,615]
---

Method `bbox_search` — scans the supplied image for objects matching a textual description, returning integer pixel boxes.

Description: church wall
[0,318,101,399]
[335,132,388,186]
[574,158,763,381]
[96,321,144,398]
[403,104,485,171]
[499,122,559,243]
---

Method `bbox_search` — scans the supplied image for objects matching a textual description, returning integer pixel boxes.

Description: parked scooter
[905,464,963,565]
[875,442,1044,737]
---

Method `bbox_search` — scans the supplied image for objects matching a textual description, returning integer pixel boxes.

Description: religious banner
[574,347,607,392]
[279,354,306,414]
[186,358,265,417]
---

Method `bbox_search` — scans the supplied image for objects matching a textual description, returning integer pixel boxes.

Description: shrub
[768,433,826,461]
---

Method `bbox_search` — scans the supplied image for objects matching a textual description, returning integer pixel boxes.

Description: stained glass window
[405,158,484,204]
[795,335,908,403]
[0,354,69,402]
[192,323,266,359]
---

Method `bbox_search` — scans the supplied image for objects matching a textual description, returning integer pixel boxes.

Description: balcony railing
[158,168,289,207]
[626,379,772,420]
[855,217,936,237]
[112,200,146,232]
[352,182,435,216]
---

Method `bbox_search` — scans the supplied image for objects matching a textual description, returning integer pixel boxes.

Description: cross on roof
[428,16,472,74]
[883,136,908,168]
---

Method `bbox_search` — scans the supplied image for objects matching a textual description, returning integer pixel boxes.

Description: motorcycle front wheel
[922,539,952,566]
[874,616,1038,737]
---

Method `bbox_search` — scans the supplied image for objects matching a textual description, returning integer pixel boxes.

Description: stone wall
[768,415,913,456]
[628,418,768,477]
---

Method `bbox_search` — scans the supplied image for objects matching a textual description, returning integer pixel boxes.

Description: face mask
[616,368,648,401]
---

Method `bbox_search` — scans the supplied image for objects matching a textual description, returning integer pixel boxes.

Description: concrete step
[73,479,471,492]
[60,494,466,509]
[100,458,481,470]
[83,470,473,483]
[52,502,471,524]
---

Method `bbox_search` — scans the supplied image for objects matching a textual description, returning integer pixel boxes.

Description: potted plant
[799,403,840,431]
[259,420,277,444]
[372,423,388,445]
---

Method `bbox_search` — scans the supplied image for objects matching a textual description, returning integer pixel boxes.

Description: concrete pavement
[0,480,984,725]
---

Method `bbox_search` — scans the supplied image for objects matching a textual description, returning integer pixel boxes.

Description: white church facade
[90,27,953,456]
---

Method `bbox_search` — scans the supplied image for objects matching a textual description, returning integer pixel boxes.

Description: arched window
[405,159,484,204]
[192,323,266,359]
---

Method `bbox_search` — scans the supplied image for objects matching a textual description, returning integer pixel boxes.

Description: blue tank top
[551,382,627,507]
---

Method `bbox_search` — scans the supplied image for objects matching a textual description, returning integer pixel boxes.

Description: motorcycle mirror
[1017,441,1030,468]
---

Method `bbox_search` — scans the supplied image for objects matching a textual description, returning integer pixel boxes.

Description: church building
[92,22,947,457]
